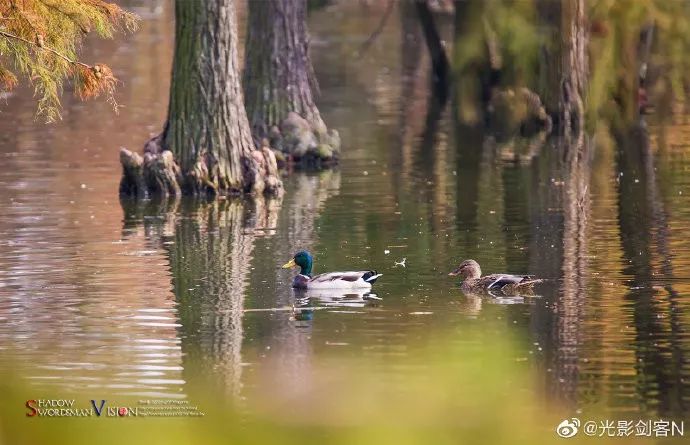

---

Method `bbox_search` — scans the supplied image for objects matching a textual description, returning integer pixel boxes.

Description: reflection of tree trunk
[252,172,341,400]
[553,133,591,404]
[615,124,685,416]
[176,198,280,399]
[121,196,282,401]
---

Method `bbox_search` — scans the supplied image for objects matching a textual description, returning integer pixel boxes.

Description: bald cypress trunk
[120,0,283,198]
[538,0,589,136]
[243,0,339,166]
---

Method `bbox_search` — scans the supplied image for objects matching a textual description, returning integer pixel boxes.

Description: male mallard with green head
[282,250,382,290]
[448,259,542,294]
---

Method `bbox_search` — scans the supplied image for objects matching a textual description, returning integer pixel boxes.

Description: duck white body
[283,251,382,290]
[292,271,383,290]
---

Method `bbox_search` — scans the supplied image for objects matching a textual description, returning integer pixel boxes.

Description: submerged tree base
[119,135,283,199]
[264,112,340,170]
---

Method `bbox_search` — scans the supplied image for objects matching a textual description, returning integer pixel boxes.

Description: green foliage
[0,0,138,122]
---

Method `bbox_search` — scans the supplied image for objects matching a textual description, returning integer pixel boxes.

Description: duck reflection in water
[459,292,540,318]
[289,288,382,327]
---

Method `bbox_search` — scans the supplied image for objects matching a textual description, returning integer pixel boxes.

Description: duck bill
[282,259,297,269]
[448,267,461,277]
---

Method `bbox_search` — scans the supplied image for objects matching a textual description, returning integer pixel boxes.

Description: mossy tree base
[266,112,340,169]
[119,134,283,199]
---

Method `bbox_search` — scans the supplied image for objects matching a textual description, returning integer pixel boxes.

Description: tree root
[120,135,284,199]
[267,111,340,169]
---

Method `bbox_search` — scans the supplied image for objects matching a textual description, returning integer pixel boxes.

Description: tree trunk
[560,0,588,136]
[538,0,589,136]
[120,0,283,198]
[415,0,450,104]
[243,0,339,166]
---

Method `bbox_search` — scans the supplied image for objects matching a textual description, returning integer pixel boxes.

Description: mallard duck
[448,259,542,294]
[282,250,382,290]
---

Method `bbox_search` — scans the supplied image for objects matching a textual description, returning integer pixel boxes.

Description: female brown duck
[448,259,542,293]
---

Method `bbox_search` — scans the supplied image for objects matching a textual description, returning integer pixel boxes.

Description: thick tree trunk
[538,0,589,136]
[243,0,339,166]
[120,0,283,198]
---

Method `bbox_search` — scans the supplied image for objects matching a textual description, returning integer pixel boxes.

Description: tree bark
[120,0,283,198]
[243,0,339,166]
[538,0,589,136]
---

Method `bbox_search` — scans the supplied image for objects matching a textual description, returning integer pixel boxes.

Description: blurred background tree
[448,0,690,137]
[0,0,138,122]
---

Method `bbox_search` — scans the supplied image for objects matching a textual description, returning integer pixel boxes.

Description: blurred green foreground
[1,329,684,445]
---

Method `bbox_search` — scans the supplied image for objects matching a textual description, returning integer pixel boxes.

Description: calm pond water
[1,0,690,424]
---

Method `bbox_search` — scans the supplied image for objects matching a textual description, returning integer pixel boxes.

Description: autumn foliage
[0,0,137,121]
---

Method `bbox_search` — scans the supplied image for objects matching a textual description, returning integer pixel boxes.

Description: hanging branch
[0,0,138,121]
[0,29,90,68]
